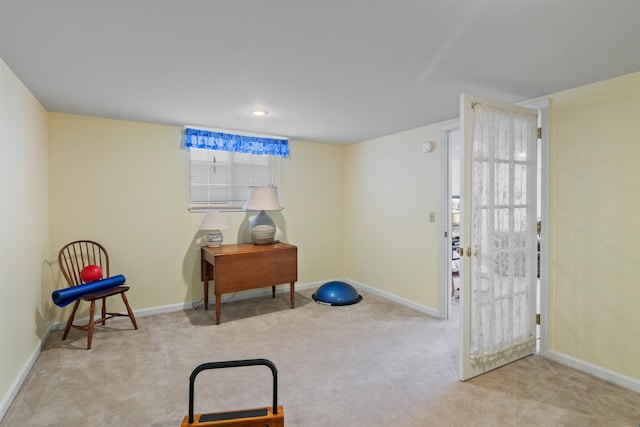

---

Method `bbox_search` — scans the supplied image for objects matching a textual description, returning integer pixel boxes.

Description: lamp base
[205,230,224,247]
[249,211,276,245]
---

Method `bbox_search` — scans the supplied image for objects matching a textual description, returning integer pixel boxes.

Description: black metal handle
[187,358,279,424]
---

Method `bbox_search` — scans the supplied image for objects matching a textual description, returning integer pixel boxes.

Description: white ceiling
[1,0,640,144]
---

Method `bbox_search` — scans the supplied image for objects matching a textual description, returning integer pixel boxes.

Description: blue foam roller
[52,275,126,307]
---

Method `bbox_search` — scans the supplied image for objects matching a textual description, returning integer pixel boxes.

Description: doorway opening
[444,127,462,320]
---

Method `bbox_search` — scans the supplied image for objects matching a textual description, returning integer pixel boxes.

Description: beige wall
[47,113,345,323]
[279,140,345,280]
[548,71,640,379]
[0,59,49,409]
[344,125,445,310]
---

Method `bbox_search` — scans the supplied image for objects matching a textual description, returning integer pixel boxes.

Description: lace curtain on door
[469,102,538,365]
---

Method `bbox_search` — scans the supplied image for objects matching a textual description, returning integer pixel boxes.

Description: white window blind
[189,148,281,211]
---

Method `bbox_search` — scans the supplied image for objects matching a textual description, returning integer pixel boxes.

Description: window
[189,148,281,211]
[184,127,288,211]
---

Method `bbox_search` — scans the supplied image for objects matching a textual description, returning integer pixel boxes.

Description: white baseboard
[342,278,441,318]
[46,302,193,331]
[545,349,640,394]
[42,278,437,333]
[46,282,322,331]
[213,281,319,305]
[0,324,55,422]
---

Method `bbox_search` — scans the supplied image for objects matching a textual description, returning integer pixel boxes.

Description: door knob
[466,247,478,257]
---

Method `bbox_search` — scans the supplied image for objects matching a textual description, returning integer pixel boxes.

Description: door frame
[528,98,550,357]
[438,99,550,358]
[439,121,460,320]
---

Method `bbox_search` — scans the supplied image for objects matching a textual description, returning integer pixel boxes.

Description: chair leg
[101,297,107,326]
[121,293,138,329]
[62,300,81,340]
[87,300,96,350]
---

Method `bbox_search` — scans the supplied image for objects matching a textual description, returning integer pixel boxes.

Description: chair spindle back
[58,240,110,288]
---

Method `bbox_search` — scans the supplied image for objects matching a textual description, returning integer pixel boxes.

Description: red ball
[81,264,103,282]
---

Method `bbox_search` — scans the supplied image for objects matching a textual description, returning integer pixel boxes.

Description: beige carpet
[2,287,640,426]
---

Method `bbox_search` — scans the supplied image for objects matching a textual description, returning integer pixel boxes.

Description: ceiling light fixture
[250,109,268,117]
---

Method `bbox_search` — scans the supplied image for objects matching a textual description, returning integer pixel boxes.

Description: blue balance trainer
[312,281,362,306]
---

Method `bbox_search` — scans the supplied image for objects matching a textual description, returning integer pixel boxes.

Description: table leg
[290,282,295,308]
[272,285,276,298]
[202,256,209,311]
[205,279,209,311]
[215,295,221,325]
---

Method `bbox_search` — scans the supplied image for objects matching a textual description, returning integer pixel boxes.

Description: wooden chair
[58,240,138,349]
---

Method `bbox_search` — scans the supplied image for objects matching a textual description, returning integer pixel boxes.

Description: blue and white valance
[184,127,289,158]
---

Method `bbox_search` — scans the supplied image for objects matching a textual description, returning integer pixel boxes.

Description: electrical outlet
[429,212,436,223]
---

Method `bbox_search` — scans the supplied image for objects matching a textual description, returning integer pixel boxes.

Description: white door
[459,94,539,381]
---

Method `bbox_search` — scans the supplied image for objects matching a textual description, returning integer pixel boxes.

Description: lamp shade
[243,186,282,211]
[199,211,228,230]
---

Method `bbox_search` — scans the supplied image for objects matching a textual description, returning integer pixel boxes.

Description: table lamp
[199,210,228,247]
[243,185,282,245]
